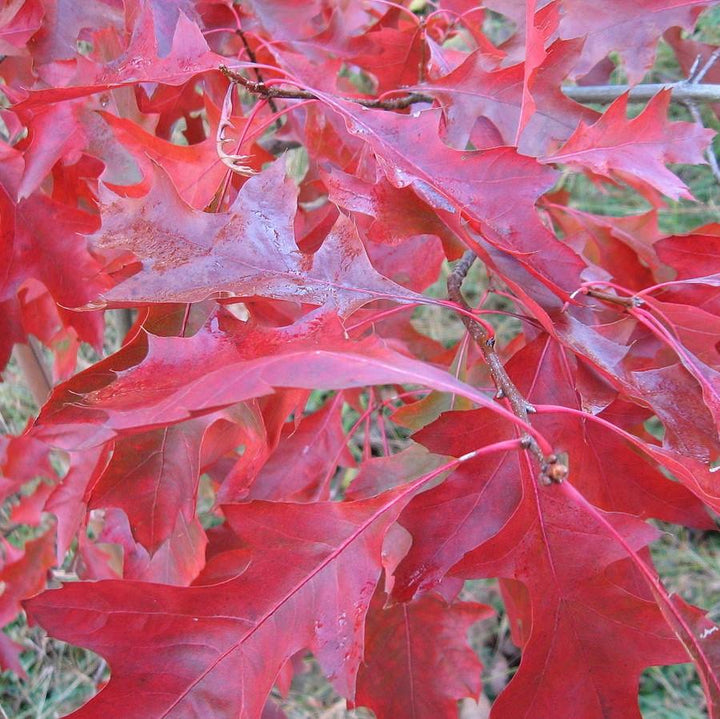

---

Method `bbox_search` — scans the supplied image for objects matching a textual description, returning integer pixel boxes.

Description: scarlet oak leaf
[542,91,715,201]
[349,21,426,94]
[655,594,720,717]
[0,530,55,628]
[241,393,352,502]
[88,421,209,553]
[26,490,422,718]
[392,409,523,602]
[484,0,713,83]
[34,311,529,448]
[555,309,720,464]
[45,445,111,562]
[420,40,597,155]
[0,188,108,368]
[0,530,56,675]
[655,224,720,281]
[0,0,44,58]
[14,101,88,201]
[634,300,720,432]
[93,162,425,315]
[452,482,689,719]
[557,0,713,82]
[345,445,449,500]
[543,203,662,288]
[97,110,228,208]
[27,0,121,64]
[16,9,223,107]
[323,168,460,255]
[316,98,586,300]
[356,592,492,718]
[95,508,208,586]
[505,334,713,527]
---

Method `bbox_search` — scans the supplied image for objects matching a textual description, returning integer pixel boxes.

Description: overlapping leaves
[0,1,719,718]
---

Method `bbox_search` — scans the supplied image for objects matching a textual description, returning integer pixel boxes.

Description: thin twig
[220,66,428,109]
[692,48,720,85]
[0,405,9,434]
[562,82,720,104]
[447,252,566,484]
[683,50,720,185]
[447,252,534,419]
[236,28,280,117]
[222,64,720,108]
[582,288,645,309]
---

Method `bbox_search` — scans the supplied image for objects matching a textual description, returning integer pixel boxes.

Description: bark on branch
[562,82,720,104]
[221,66,720,109]
[447,252,566,484]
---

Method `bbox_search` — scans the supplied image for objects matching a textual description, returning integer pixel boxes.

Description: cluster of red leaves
[1,1,720,717]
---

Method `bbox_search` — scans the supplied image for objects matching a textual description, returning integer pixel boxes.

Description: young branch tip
[447,252,563,483]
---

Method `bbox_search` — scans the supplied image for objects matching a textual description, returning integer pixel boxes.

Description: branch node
[541,455,568,484]
[446,255,563,481]
[582,288,640,310]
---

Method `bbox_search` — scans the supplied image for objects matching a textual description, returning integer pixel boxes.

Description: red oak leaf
[484,0,712,82]
[356,591,492,718]
[0,187,108,370]
[89,420,211,553]
[452,481,690,719]
[0,0,43,58]
[92,162,426,314]
[28,0,121,64]
[32,310,528,450]
[0,530,55,675]
[543,90,715,201]
[313,97,587,301]
[16,8,223,107]
[505,334,714,526]
[655,224,720,282]
[240,392,353,502]
[96,110,228,208]
[94,507,208,586]
[26,487,428,718]
[391,410,523,602]
[421,39,597,155]
[3,1,720,715]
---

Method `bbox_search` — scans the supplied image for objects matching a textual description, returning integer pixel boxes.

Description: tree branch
[562,82,720,104]
[222,65,720,109]
[447,252,566,484]
[235,28,281,118]
[582,288,645,309]
[220,65,432,109]
[13,337,52,407]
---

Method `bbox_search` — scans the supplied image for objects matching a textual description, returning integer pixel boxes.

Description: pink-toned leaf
[34,311,535,450]
[26,486,427,718]
[92,162,425,314]
[243,393,352,502]
[88,421,208,553]
[16,9,223,107]
[543,91,715,201]
[453,481,689,719]
[313,97,586,303]
[0,530,55,627]
[356,591,492,718]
